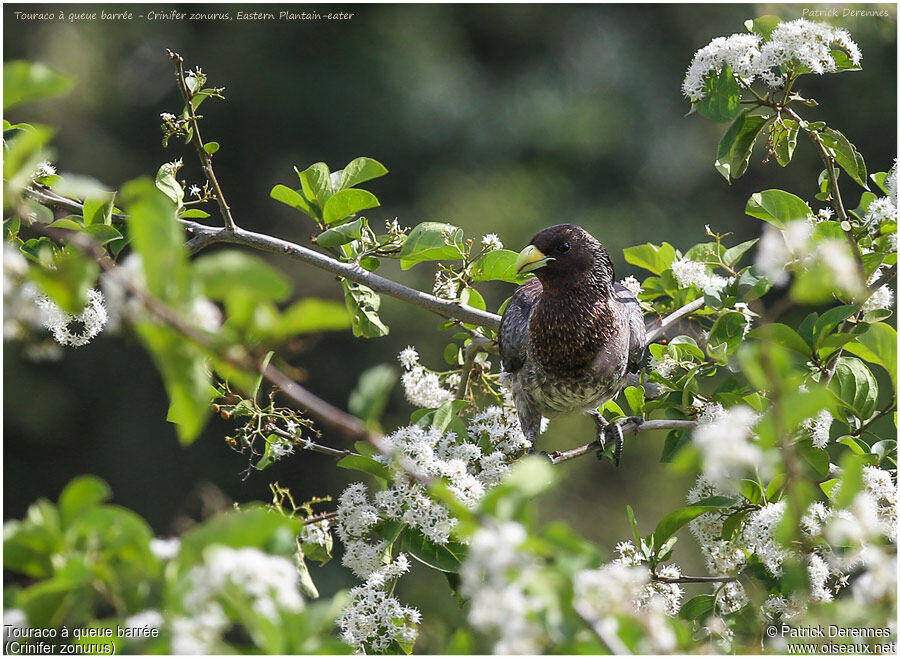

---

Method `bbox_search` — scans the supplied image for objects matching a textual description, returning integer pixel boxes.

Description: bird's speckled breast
[519,358,627,417]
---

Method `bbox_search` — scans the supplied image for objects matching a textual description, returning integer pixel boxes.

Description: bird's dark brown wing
[499,277,542,374]
[613,282,647,373]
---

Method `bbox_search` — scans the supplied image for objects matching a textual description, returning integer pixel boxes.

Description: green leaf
[4,61,73,110]
[317,217,367,247]
[135,323,212,444]
[275,298,351,337]
[29,247,98,314]
[771,119,798,167]
[399,222,465,270]
[797,439,830,477]
[337,455,393,482]
[622,242,676,275]
[82,197,115,227]
[744,15,781,39]
[830,357,878,421]
[397,528,467,573]
[653,497,736,546]
[707,311,747,355]
[715,112,770,181]
[58,476,111,529]
[154,161,184,210]
[723,239,758,267]
[812,305,857,349]
[179,208,210,219]
[695,65,742,123]
[338,157,388,190]
[322,189,380,226]
[747,324,811,357]
[745,189,812,228]
[342,280,389,338]
[297,162,333,205]
[195,251,291,302]
[680,594,715,621]
[348,364,398,428]
[821,128,868,189]
[843,322,897,387]
[203,141,219,154]
[81,224,123,246]
[295,551,320,599]
[469,249,528,283]
[270,184,314,217]
[624,386,645,416]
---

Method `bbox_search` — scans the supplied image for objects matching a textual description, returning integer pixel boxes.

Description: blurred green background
[4,3,896,651]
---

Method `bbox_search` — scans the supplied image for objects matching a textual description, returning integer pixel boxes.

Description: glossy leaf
[623,242,676,275]
[338,157,388,190]
[745,189,812,227]
[397,527,467,573]
[696,65,742,123]
[398,222,465,270]
[322,189,380,226]
[715,112,770,181]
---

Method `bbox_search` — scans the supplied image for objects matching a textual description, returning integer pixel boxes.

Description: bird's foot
[595,416,643,467]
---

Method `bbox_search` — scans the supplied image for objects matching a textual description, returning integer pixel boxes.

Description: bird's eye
[556,242,571,253]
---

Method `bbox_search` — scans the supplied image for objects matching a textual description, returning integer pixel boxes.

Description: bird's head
[515,224,614,287]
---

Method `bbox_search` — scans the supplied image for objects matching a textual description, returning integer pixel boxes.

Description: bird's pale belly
[523,366,624,417]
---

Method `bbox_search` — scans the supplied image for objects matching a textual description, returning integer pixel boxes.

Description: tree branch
[547,419,697,464]
[652,574,738,584]
[166,49,238,232]
[644,297,705,346]
[180,219,505,329]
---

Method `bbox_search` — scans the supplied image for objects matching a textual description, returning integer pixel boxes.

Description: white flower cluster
[619,275,643,298]
[36,289,108,347]
[480,233,504,251]
[742,501,789,576]
[150,537,181,561]
[433,270,459,301]
[692,405,765,487]
[171,546,304,653]
[335,406,533,652]
[574,563,676,653]
[683,19,862,101]
[338,554,421,653]
[33,161,57,179]
[671,258,730,292]
[612,541,684,615]
[686,476,747,576]
[299,519,331,547]
[648,353,680,379]
[802,409,833,449]
[397,346,456,408]
[862,265,896,313]
[460,521,545,654]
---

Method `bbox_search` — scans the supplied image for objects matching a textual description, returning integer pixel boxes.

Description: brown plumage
[499,224,645,463]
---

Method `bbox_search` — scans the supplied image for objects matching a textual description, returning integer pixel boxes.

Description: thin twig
[644,297,705,345]
[166,49,238,232]
[652,574,738,584]
[456,334,494,399]
[269,426,359,459]
[547,419,697,464]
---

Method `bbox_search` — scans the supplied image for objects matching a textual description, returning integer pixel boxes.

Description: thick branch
[547,419,696,464]
[166,49,238,231]
[181,220,504,329]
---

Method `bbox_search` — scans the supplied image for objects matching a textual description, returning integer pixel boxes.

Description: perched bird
[499,224,645,464]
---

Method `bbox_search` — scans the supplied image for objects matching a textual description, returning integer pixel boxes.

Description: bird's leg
[591,413,643,466]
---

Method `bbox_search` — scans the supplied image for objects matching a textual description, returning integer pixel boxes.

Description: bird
[498,224,646,465]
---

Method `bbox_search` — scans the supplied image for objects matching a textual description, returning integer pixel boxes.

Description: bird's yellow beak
[515,245,552,275]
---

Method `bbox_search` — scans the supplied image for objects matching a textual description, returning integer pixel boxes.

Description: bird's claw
[596,416,643,467]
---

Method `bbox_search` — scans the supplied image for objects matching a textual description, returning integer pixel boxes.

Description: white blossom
[480,233,503,251]
[433,271,458,300]
[123,609,164,633]
[761,595,804,620]
[401,365,455,408]
[863,197,897,233]
[683,33,763,100]
[852,545,897,604]
[733,302,754,336]
[336,482,380,541]
[716,581,749,614]
[36,288,108,347]
[150,537,181,560]
[338,557,420,653]
[649,353,679,379]
[862,466,897,539]
[269,438,294,460]
[742,501,788,576]
[671,258,730,292]
[692,405,764,486]
[342,538,387,579]
[398,346,419,369]
[33,161,56,178]
[171,605,228,654]
[160,112,176,121]
[189,184,201,198]
[755,221,813,286]
[807,553,833,602]
[802,409,833,449]
[299,519,331,547]
[619,275,643,298]
[862,285,895,313]
[460,522,544,655]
